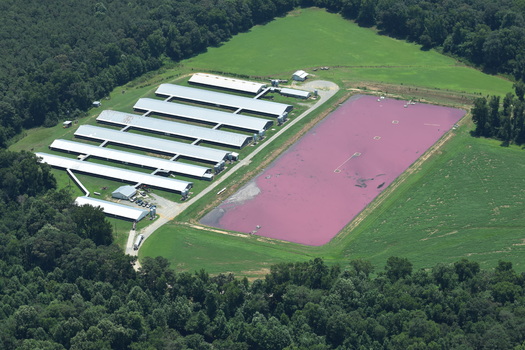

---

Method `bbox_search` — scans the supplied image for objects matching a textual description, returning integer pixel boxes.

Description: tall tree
[71,204,113,246]
[471,97,489,137]
[514,80,525,101]
[488,95,501,136]
[385,256,412,281]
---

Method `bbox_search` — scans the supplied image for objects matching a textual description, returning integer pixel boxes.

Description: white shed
[75,196,149,221]
[292,70,309,81]
[279,88,311,99]
[112,185,137,200]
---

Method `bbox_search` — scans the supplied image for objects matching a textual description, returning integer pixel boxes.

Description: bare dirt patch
[187,224,248,238]
[347,81,476,107]
[513,239,525,246]
[243,268,271,282]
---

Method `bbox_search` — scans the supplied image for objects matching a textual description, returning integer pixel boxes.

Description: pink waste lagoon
[201,95,465,246]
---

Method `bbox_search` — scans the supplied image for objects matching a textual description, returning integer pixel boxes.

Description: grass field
[11,7,525,274]
[185,8,512,96]
[140,223,316,277]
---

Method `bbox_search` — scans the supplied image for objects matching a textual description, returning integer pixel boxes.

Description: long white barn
[74,125,231,164]
[36,152,193,193]
[97,110,251,148]
[189,73,266,94]
[50,139,213,179]
[134,98,272,132]
[75,196,149,221]
[156,84,292,117]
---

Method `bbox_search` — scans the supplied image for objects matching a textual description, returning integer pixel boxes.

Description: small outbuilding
[112,185,137,200]
[63,120,72,128]
[75,196,149,221]
[279,88,311,99]
[93,101,102,107]
[292,70,309,81]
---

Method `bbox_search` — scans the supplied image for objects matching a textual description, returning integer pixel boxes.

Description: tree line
[2,0,525,147]
[471,82,525,145]
[1,150,525,349]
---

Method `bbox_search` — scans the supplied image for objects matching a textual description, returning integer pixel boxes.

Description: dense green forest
[1,151,525,349]
[2,0,525,147]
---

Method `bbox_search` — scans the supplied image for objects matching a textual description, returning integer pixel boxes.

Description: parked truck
[133,234,144,250]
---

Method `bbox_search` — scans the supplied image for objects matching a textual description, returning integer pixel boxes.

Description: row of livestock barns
[38,73,308,221]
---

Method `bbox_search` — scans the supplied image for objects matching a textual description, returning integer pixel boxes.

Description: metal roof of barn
[134,98,272,132]
[189,73,266,94]
[50,139,211,178]
[293,70,309,79]
[97,110,251,148]
[36,152,193,193]
[74,125,230,164]
[75,196,149,221]
[112,185,136,198]
[155,84,292,116]
[280,88,311,99]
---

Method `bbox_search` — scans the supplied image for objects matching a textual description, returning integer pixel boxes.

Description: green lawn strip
[345,66,513,97]
[139,222,325,277]
[109,215,157,250]
[73,173,129,198]
[10,124,81,153]
[358,227,525,273]
[50,169,85,197]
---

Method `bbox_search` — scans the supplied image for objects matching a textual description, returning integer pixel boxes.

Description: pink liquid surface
[201,95,465,245]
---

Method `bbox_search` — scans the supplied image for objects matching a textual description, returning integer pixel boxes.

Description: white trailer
[133,234,145,250]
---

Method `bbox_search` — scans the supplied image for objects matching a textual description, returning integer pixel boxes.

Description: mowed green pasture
[140,223,316,277]
[185,8,512,96]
